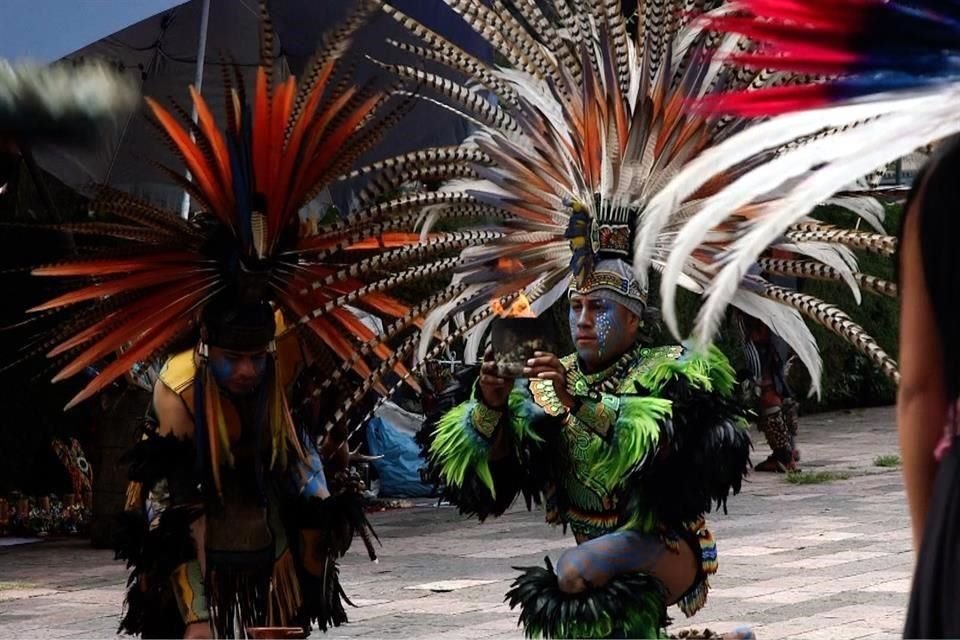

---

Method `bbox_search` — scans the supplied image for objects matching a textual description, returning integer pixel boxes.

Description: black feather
[504,558,670,639]
[628,374,753,529]
[417,364,557,520]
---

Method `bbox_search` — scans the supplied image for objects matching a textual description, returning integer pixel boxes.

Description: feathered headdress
[638,0,949,386]
[14,0,465,441]
[362,0,897,393]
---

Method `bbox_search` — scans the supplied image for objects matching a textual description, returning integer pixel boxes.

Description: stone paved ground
[0,406,910,639]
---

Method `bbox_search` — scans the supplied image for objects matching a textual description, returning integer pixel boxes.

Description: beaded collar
[562,344,649,394]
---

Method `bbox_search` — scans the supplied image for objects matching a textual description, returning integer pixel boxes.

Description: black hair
[200,296,276,351]
[898,137,960,400]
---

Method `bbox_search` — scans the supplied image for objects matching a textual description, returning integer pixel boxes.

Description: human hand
[523,351,575,409]
[183,621,213,639]
[479,346,513,409]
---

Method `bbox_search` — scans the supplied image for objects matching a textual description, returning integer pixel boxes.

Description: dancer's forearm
[898,392,946,551]
[897,195,949,553]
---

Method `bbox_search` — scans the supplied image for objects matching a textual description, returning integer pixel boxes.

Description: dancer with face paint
[121,297,382,639]
[367,0,885,634]
[425,260,753,639]
[9,5,435,637]
[568,288,640,371]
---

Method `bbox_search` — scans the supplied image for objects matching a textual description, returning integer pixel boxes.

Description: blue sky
[0,0,184,61]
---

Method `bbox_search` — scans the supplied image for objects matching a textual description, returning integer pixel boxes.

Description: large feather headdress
[639,0,951,386]
[14,1,453,435]
[363,0,898,394]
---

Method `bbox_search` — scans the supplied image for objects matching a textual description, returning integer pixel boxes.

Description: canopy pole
[179,0,211,219]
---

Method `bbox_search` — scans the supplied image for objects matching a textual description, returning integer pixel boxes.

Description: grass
[785,470,852,485]
[0,581,34,591]
[874,454,901,468]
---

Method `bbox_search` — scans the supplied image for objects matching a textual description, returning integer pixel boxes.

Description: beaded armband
[529,378,567,416]
[469,401,503,438]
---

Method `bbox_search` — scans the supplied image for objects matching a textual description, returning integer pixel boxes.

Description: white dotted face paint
[594,301,616,361]
[569,293,635,371]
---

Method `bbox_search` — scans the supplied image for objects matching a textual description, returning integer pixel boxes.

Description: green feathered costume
[424,343,751,639]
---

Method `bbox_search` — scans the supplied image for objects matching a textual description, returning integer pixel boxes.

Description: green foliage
[785,470,853,485]
[874,454,901,468]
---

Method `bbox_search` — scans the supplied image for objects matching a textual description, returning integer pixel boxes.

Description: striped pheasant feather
[362,0,901,392]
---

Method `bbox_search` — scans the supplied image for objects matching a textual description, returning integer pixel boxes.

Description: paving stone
[862,579,911,594]
[0,587,60,601]
[774,550,891,570]
[405,579,500,592]
[0,406,914,639]
[784,622,881,640]
[721,545,791,557]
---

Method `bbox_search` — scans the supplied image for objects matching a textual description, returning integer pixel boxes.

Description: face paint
[209,354,231,385]
[594,301,616,362]
[569,292,638,371]
[209,349,268,395]
[568,304,580,346]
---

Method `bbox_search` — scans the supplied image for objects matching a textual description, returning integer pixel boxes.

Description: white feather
[418,204,446,240]
[656,91,954,340]
[497,67,573,143]
[649,261,704,294]
[636,89,944,294]
[530,274,572,316]
[0,60,140,144]
[697,34,748,100]
[625,37,640,110]
[822,195,886,233]
[775,242,861,303]
[415,284,480,363]
[394,90,493,130]
[464,314,494,364]
[682,96,960,349]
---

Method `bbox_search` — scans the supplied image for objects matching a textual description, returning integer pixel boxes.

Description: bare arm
[897,196,949,553]
[151,381,212,638]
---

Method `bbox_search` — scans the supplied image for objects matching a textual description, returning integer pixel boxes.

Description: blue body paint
[209,355,236,387]
[209,353,267,388]
[557,530,668,586]
[569,297,620,365]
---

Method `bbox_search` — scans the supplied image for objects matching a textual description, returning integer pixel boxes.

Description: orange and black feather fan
[17,1,482,428]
